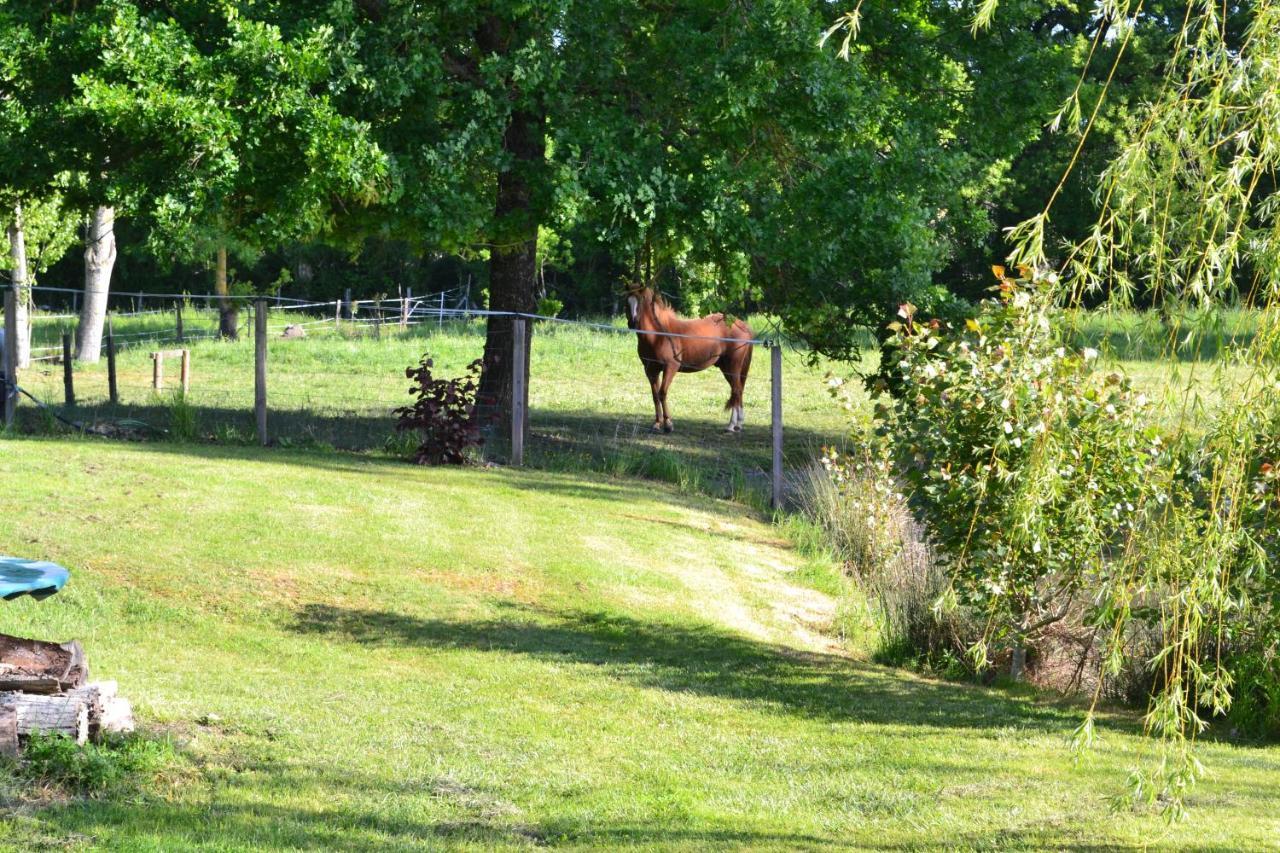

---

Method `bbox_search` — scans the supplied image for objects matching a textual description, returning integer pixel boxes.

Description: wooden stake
[180,348,191,395]
[401,287,410,330]
[4,289,17,429]
[255,299,267,446]
[106,314,118,405]
[152,350,164,392]
[511,317,526,466]
[771,345,783,510]
[62,332,75,406]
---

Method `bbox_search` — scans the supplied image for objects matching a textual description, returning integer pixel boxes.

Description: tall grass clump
[791,459,961,667]
[165,392,199,442]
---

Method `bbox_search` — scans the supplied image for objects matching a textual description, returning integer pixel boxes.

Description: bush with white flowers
[849,269,1163,668]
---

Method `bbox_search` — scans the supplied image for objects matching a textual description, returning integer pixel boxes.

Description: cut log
[0,633,88,694]
[0,692,89,744]
[0,702,15,758]
[99,697,134,736]
[67,681,117,739]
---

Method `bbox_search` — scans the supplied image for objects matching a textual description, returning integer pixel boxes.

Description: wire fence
[2,286,852,506]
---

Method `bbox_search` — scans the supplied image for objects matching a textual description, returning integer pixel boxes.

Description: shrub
[16,732,179,796]
[394,356,484,465]
[856,273,1161,674]
[827,267,1280,813]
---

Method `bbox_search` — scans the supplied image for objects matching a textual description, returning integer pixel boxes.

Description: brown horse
[625,287,754,433]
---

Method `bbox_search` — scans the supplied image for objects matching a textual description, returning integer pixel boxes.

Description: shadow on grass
[288,601,1078,733]
[32,786,858,850]
[12,397,837,503]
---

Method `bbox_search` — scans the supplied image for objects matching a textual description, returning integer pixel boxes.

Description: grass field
[0,438,1277,850]
[17,308,866,503]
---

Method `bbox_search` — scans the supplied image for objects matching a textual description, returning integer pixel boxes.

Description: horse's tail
[724,334,752,410]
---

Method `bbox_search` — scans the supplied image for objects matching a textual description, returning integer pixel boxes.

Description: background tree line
[1,0,1235,396]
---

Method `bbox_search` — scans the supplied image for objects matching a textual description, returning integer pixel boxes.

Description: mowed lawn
[0,438,1277,850]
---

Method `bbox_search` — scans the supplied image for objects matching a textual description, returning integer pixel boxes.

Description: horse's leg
[722,356,745,433]
[645,363,663,432]
[659,361,678,433]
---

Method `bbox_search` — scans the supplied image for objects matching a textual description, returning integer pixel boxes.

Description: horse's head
[623,285,653,329]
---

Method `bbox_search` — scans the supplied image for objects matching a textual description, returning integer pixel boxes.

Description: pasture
[0,438,1277,850]
[17,307,867,501]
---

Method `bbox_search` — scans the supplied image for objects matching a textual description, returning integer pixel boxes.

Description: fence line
[4,287,788,506]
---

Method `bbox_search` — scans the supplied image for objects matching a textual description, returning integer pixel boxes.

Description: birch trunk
[75,206,116,363]
[215,246,238,340]
[7,205,30,369]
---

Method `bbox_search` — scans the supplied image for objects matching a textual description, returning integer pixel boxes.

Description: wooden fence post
[511,317,526,466]
[771,345,783,510]
[255,299,267,446]
[175,302,184,343]
[3,289,17,430]
[152,351,164,392]
[61,333,75,407]
[106,314,118,405]
[401,287,410,330]
[343,288,353,321]
[180,349,191,395]
[334,297,341,329]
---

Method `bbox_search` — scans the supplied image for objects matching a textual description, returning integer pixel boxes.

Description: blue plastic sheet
[0,557,70,601]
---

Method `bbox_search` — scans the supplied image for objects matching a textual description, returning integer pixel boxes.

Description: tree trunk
[75,206,116,363]
[215,246,238,340]
[476,34,544,432]
[7,205,31,369]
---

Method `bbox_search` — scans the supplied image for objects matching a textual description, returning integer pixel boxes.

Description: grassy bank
[0,438,1275,849]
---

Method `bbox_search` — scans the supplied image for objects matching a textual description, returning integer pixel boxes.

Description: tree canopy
[0,0,1226,358]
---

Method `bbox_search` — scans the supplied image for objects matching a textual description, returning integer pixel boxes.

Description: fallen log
[0,634,88,694]
[0,692,89,744]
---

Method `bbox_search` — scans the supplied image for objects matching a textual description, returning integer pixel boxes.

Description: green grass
[17,308,868,503]
[0,438,1276,850]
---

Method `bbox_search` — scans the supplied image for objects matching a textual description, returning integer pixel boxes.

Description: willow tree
[921,0,1279,815]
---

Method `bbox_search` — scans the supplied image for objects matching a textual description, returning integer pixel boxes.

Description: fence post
[438,291,445,329]
[343,288,353,321]
[401,287,410,330]
[152,351,164,392]
[180,349,191,395]
[334,297,341,329]
[511,317,526,466]
[3,289,16,430]
[255,299,268,446]
[62,333,75,407]
[175,302,184,343]
[106,314,118,405]
[771,344,783,510]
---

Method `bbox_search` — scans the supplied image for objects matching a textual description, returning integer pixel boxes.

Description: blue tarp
[0,557,70,601]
